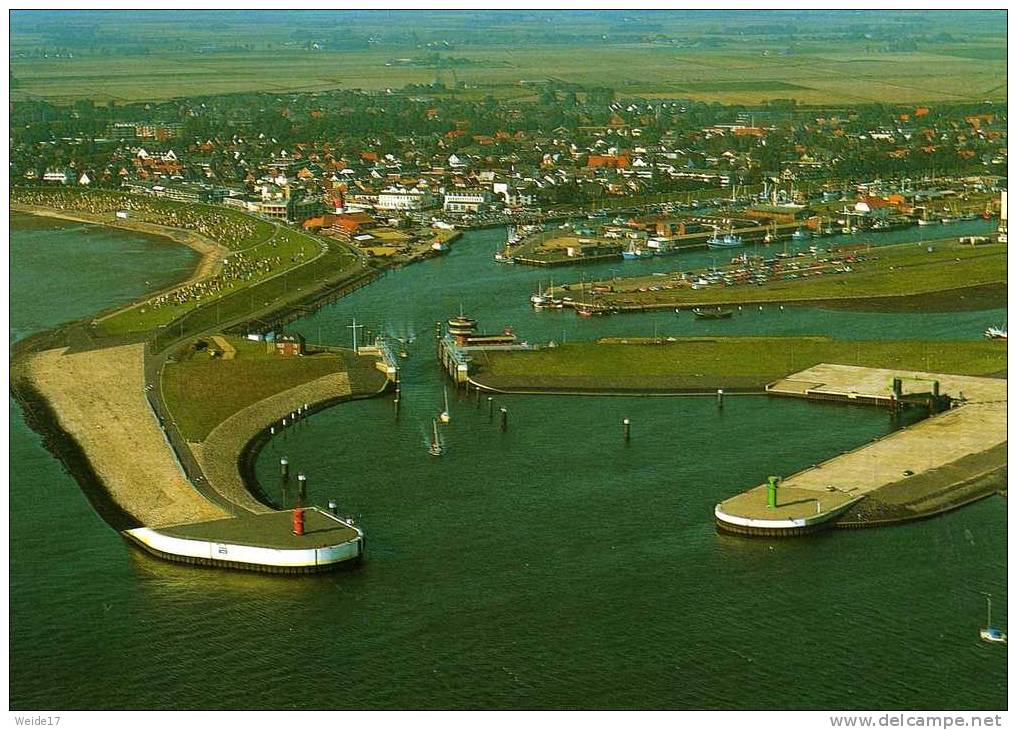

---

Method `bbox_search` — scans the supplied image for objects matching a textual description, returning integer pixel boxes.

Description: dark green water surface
[9,213,198,342]
[9,216,1006,709]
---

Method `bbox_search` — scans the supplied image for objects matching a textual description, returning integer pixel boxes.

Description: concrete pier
[715,364,1007,536]
[125,508,363,573]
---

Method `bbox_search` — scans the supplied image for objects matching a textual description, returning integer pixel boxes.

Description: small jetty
[715,364,1007,536]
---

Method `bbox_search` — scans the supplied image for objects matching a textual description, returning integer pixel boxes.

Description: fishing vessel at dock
[495,227,521,263]
[530,279,563,308]
[706,226,743,249]
[621,241,650,259]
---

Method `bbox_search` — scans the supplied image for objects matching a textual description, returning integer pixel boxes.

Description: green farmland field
[10,10,1007,104]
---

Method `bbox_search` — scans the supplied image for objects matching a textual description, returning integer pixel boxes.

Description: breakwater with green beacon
[11,215,1006,710]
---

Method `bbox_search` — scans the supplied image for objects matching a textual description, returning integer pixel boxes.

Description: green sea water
[9,216,1006,710]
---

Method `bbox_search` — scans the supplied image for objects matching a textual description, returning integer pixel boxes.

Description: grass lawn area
[474,337,1007,391]
[98,226,329,336]
[592,241,1006,310]
[162,336,348,441]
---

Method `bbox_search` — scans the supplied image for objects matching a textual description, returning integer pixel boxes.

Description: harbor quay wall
[124,519,363,575]
[714,364,1007,537]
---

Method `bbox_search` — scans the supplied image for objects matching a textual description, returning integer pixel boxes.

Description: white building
[443,189,492,214]
[376,186,437,211]
[42,168,74,184]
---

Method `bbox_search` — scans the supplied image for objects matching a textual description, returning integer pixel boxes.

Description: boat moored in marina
[706,226,744,249]
[693,307,734,320]
[621,241,649,259]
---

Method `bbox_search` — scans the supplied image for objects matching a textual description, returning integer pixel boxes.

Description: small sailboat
[427,418,446,457]
[439,387,451,424]
[980,594,1007,644]
[530,280,547,306]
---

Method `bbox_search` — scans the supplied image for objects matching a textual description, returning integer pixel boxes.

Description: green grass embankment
[11,189,364,341]
[163,336,349,441]
[472,337,1008,392]
[588,241,1006,310]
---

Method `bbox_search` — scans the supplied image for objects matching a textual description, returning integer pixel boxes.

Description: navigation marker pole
[348,318,364,353]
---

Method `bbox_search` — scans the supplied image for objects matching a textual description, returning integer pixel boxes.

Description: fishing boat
[980,594,1007,644]
[706,226,744,249]
[439,387,451,424]
[985,325,1007,340]
[427,418,446,457]
[693,307,734,320]
[621,241,648,260]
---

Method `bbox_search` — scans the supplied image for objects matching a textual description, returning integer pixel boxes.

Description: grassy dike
[579,241,1007,311]
[470,337,1008,393]
[162,336,387,441]
[10,189,366,346]
[10,191,392,549]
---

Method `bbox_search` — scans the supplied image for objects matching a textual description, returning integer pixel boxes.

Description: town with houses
[10,87,1007,265]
